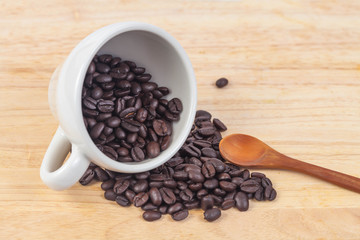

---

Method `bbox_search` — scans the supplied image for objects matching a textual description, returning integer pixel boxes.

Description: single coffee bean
[149,181,164,188]
[101,178,115,190]
[125,189,136,203]
[167,202,184,214]
[160,187,176,205]
[96,62,110,73]
[188,170,205,183]
[201,147,217,158]
[135,171,150,180]
[212,118,227,131]
[201,195,215,210]
[152,119,168,136]
[219,181,237,192]
[106,116,121,128]
[261,177,273,188]
[158,205,168,214]
[168,98,183,114]
[269,188,277,201]
[131,147,145,162]
[179,188,194,202]
[132,179,148,193]
[132,67,145,75]
[251,172,266,179]
[79,168,95,185]
[221,199,235,210]
[96,74,112,83]
[136,73,152,82]
[208,158,226,173]
[234,192,249,211]
[204,208,221,222]
[215,77,228,88]
[141,203,158,211]
[104,189,117,201]
[159,135,171,151]
[143,211,161,222]
[116,195,131,207]
[254,187,265,201]
[184,200,200,210]
[240,180,260,193]
[229,169,242,177]
[241,169,250,180]
[146,141,161,158]
[188,183,203,191]
[133,192,149,207]
[171,209,189,221]
[149,187,162,206]
[99,54,112,64]
[110,57,121,67]
[87,62,95,74]
[113,179,130,194]
[94,167,109,181]
[231,177,244,186]
[195,110,212,120]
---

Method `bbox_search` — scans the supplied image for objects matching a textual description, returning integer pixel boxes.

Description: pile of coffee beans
[215,77,228,88]
[79,110,276,222]
[81,54,183,162]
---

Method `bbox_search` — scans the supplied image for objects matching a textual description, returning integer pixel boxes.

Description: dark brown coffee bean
[164,110,180,122]
[204,208,221,222]
[143,211,161,222]
[168,98,183,114]
[215,77,228,88]
[219,181,237,192]
[131,147,145,161]
[229,169,242,177]
[83,97,97,110]
[162,180,176,189]
[203,178,219,189]
[251,172,266,179]
[132,67,145,74]
[254,187,264,201]
[90,122,105,139]
[130,81,142,95]
[121,119,140,133]
[171,209,188,221]
[116,195,130,207]
[231,177,244,186]
[96,74,112,83]
[133,192,149,207]
[202,162,216,178]
[149,181,164,188]
[97,100,114,113]
[87,62,95,74]
[241,169,250,180]
[152,119,168,136]
[213,188,226,197]
[269,188,277,201]
[152,89,163,99]
[136,73,152,82]
[146,141,160,158]
[240,179,260,193]
[213,118,227,131]
[188,170,205,183]
[179,188,194,202]
[117,147,129,157]
[135,108,148,123]
[167,202,184,214]
[173,171,188,181]
[101,178,115,190]
[104,189,117,201]
[160,187,176,205]
[198,127,216,137]
[132,179,148,193]
[193,140,212,148]
[141,203,157,211]
[79,168,95,185]
[234,192,249,211]
[110,57,121,67]
[96,62,110,73]
[217,172,231,181]
[208,158,226,173]
[104,116,120,128]
[113,179,130,195]
[141,82,158,92]
[221,199,235,210]
[101,82,116,91]
[195,110,212,119]
[183,145,201,157]
[84,74,93,88]
[201,195,214,210]
[102,146,118,160]
[261,177,273,188]
[148,187,162,206]
[201,147,217,158]
[159,135,171,151]
[99,54,112,64]
[149,174,166,181]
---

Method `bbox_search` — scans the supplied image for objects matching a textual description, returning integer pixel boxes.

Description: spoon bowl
[220,134,360,193]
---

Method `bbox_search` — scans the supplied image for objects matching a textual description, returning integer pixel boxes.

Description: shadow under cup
[82,29,197,172]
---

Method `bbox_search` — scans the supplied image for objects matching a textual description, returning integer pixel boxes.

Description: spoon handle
[278,153,360,193]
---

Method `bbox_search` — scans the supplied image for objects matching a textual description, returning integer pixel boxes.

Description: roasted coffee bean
[201,195,214,210]
[149,181,164,188]
[79,168,95,185]
[133,192,149,207]
[217,172,231,181]
[203,178,219,190]
[110,57,121,67]
[135,171,150,180]
[188,170,205,183]
[202,162,216,178]
[96,74,112,83]
[241,169,250,180]
[83,97,97,110]
[167,202,184,214]
[254,187,264,201]
[136,73,152,82]
[193,140,212,148]
[269,188,277,201]
[168,98,183,114]
[240,180,260,193]
[219,181,237,192]
[152,119,168,136]
[158,205,168,214]
[96,62,110,73]
[163,180,177,189]
[87,62,96,74]
[103,146,118,160]
[171,209,188,221]
[101,178,115,190]
[213,188,226,197]
[208,158,226,173]
[135,108,148,123]
[94,167,109,181]
[115,127,126,139]
[203,208,221,223]
[212,118,227,131]
[132,67,145,75]
[234,192,249,211]
[99,54,112,64]
[164,110,180,122]
[149,174,166,182]
[231,177,244,186]
[229,169,242,177]
[113,179,130,194]
[201,147,217,158]
[261,177,273,188]
[126,132,138,144]
[141,82,158,92]
[116,195,131,207]
[131,147,145,162]
[173,171,188,181]
[195,110,212,120]
[117,147,129,157]
[121,119,140,132]
[188,183,203,192]
[221,199,235,210]
[183,145,201,157]
[159,135,171,151]
[104,189,117,201]
[251,172,266,179]
[146,141,160,158]
[141,203,158,211]
[132,180,148,193]
[160,187,176,205]
[215,77,228,88]
[149,187,162,206]
[143,211,162,222]
[101,82,116,91]
[179,188,194,202]
[97,100,114,113]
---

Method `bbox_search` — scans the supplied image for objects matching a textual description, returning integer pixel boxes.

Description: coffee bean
[99,54,113,64]
[221,199,235,210]
[131,147,145,162]
[133,192,149,207]
[201,147,217,158]
[148,187,162,206]
[167,202,184,214]
[101,178,115,190]
[79,168,95,185]
[202,162,216,178]
[195,110,212,120]
[254,187,264,201]
[141,203,158,211]
[188,170,205,183]
[241,169,250,180]
[113,179,130,195]
[102,146,118,160]
[251,172,266,179]
[269,188,277,201]
[121,119,140,132]
[208,158,226,173]
[143,211,161,222]
[168,98,183,114]
[204,208,221,222]
[219,181,237,192]
[171,209,188,221]
[240,180,260,193]
[179,188,194,202]
[104,189,117,201]
[116,195,131,207]
[212,118,227,132]
[201,195,214,210]
[145,141,160,158]
[87,62,95,74]
[96,74,112,83]
[152,119,168,136]
[160,187,176,205]
[261,177,273,188]
[215,77,228,88]
[234,192,249,211]
[204,178,219,190]
[136,73,152,82]
[160,135,171,151]
[96,63,110,73]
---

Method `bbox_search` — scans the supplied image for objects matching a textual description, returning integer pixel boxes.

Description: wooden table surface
[1,0,360,239]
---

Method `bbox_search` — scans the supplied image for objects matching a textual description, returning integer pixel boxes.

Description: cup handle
[40,126,91,190]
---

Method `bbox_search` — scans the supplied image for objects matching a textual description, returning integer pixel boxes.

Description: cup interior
[85,27,196,172]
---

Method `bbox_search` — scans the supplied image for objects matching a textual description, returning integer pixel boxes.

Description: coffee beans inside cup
[80,110,277,222]
[81,54,183,162]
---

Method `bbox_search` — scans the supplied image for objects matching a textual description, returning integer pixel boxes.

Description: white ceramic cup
[40,22,197,191]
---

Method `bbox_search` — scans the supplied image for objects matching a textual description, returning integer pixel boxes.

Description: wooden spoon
[219,134,360,193]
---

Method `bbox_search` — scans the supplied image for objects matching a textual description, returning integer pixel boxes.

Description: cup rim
[60,22,197,173]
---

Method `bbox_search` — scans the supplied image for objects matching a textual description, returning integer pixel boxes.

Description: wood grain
[1,0,360,239]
